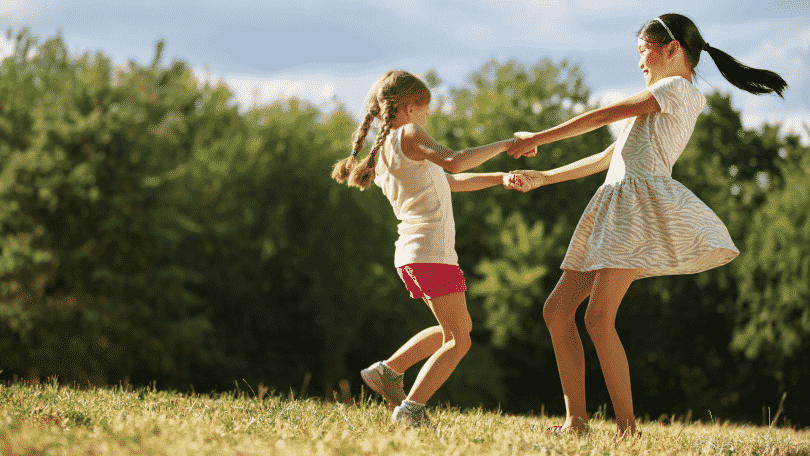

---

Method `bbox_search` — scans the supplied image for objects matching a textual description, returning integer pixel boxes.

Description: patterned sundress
[561,76,739,279]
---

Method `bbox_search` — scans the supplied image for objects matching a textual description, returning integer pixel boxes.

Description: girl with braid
[332,70,521,427]
[506,14,787,439]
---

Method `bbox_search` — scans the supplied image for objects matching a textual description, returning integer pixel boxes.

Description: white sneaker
[360,361,405,406]
[392,403,432,428]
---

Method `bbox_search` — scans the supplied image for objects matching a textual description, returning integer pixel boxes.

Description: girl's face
[637,37,668,86]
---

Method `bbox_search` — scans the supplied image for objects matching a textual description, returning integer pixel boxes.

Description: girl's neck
[669,59,694,84]
[679,71,694,84]
[655,70,693,86]
[391,118,408,130]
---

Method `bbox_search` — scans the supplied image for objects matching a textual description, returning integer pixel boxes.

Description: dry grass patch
[0,379,807,455]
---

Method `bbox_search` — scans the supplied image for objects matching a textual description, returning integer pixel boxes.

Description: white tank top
[374,126,458,267]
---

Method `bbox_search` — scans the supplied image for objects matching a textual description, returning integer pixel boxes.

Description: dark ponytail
[703,45,787,97]
[638,14,787,98]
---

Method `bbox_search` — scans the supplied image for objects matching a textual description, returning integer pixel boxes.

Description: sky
[2,0,808,144]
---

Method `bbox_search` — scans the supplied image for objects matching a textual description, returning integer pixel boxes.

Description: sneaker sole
[360,369,404,406]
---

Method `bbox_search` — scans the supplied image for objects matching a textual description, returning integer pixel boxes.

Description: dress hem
[560,247,739,280]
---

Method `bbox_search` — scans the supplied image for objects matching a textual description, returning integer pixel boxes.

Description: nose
[638,57,644,69]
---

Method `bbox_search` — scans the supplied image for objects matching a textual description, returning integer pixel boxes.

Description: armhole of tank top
[395,125,424,166]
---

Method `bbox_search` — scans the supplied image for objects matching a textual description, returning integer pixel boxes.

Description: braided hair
[331,70,431,190]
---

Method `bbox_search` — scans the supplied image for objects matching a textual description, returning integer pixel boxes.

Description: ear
[667,40,681,58]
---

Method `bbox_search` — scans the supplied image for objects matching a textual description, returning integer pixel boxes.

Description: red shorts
[396,263,467,300]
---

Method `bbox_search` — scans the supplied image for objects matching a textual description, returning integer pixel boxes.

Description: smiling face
[637,37,668,86]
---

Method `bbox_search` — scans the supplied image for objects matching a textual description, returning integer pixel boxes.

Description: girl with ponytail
[333,70,522,427]
[505,14,786,439]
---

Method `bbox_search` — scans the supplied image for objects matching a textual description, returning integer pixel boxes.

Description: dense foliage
[1,29,807,425]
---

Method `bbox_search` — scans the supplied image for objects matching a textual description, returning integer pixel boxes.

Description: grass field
[0,378,808,455]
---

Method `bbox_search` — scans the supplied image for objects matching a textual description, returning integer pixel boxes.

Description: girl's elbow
[446,178,465,192]
[444,160,462,174]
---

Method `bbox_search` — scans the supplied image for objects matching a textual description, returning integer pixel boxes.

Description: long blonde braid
[347,98,397,190]
[331,109,375,183]
[332,70,431,190]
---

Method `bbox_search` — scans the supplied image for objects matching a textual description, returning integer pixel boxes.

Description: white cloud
[1,1,62,24]
[196,69,380,117]
[0,1,33,58]
[736,20,810,145]
[0,0,30,13]
[222,75,337,110]
[779,116,810,146]
[742,20,809,78]
[0,33,40,61]
[742,112,810,147]
[0,37,14,60]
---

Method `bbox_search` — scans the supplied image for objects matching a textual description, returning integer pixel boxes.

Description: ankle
[382,361,404,377]
[564,415,589,430]
[400,400,426,413]
[614,424,640,441]
[616,418,636,432]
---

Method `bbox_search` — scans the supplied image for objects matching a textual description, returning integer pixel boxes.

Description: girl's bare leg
[543,270,596,433]
[584,268,637,437]
[405,292,472,404]
[385,324,444,374]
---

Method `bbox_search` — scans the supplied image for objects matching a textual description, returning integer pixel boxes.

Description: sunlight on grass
[0,378,807,455]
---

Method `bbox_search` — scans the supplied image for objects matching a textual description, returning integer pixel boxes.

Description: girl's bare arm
[508,90,659,157]
[445,172,510,192]
[510,143,615,191]
[401,124,516,174]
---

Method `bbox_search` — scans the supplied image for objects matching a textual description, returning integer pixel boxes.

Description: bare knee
[543,298,572,332]
[584,310,614,339]
[447,314,472,355]
[453,331,471,356]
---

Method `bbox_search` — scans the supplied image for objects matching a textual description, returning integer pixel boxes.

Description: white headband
[655,17,676,41]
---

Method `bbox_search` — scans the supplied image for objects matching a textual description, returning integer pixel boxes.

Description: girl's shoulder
[400,122,428,143]
[649,76,692,95]
[649,76,705,115]
[398,123,432,161]
[392,124,425,164]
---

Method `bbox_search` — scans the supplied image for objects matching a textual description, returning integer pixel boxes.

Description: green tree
[0,30,211,385]
[728,126,810,418]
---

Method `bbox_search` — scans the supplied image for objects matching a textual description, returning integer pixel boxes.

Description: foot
[360,361,406,407]
[392,403,432,428]
[613,427,641,442]
[545,424,589,436]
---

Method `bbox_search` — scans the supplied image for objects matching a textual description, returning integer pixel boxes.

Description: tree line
[1,29,808,426]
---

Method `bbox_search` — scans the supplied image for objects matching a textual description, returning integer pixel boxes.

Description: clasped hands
[502,131,548,193]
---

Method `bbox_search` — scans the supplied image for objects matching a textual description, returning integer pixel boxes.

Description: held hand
[507,132,538,158]
[509,170,551,191]
[503,171,532,193]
